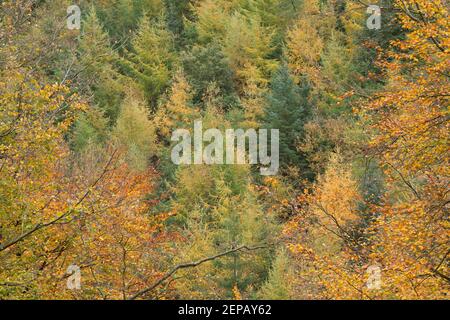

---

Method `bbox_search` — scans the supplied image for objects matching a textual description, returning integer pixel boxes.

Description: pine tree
[181,43,236,107]
[263,65,311,174]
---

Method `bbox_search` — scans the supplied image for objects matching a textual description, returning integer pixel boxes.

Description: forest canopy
[0,0,448,300]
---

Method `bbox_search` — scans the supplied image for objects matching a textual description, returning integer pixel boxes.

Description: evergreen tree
[95,0,163,45]
[263,65,311,174]
[242,0,302,54]
[181,43,236,107]
[163,0,192,38]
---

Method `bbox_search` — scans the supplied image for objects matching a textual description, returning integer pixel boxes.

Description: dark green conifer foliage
[181,43,237,107]
[263,65,311,175]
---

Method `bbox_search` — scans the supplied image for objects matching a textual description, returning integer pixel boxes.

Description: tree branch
[0,149,117,253]
[129,244,269,300]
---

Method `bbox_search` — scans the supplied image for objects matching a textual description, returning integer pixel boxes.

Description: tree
[77,7,125,124]
[71,106,109,153]
[0,72,170,298]
[193,0,237,44]
[155,71,198,140]
[286,10,324,86]
[284,152,367,300]
[112,92,159,171]
[362,0,449,299]
[222,12,278,95]
[257,248,294,299]
[285,0,449,300]
[170,163,276,299]
[0,72,85,297]
[243,0,302,54]
[182,43,236,107]
[164,110,277,299]
[263,65,311,175]
[164,0,196,42]
[121,14,177,109]
[95,0,164,45]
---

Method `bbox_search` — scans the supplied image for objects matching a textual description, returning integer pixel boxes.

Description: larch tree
[77,6,125,124]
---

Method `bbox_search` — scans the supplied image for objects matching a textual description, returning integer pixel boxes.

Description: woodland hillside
[0,0,448,300]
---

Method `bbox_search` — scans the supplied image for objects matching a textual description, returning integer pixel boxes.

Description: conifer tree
[182,43,236,106]
[258,248,294,299]
[71,107,109,153]
[95,0,164,44]
[171,164,275,299]
[222,12,278,94]
[78,7,124,124]
[155,71,198,140]
[163,0,192,38]
[113,92,159,171]
[122,14,177,108]
[263,65,311,174]
[167,110,276,299]
[243,0,302,53]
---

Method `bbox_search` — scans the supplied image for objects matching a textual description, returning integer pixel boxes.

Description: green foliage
[113,94,159,171]
[95,0,164,45]
[257,248,294,299]
[71,107,109,153]
[242,0,302,54]
[171,163,276,298]
[120,14,177,109]
[182,43,237,107]
[78,7,125,124]
[163,0,194,40]
[263,65,311,174]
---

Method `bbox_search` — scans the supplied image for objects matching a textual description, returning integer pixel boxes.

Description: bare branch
[0,149,118,253]
[129,244,269,300]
